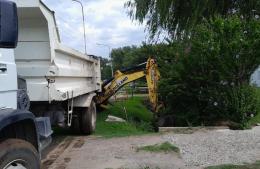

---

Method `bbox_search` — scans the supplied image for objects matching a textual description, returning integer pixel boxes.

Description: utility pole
[96,43,113,77]
[72,0,87,54]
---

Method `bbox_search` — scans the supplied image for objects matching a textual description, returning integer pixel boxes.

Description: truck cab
[0,49,17,109]
[0,0,18,109]
[0,1,51,168]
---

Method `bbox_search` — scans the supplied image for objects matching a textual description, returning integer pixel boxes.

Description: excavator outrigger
[96,58,161,112]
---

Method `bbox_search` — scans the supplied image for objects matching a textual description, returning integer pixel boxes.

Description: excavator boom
[96,58,161,112]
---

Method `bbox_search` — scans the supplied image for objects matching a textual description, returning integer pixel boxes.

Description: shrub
[158,16,260,127]
[223,85,257,129]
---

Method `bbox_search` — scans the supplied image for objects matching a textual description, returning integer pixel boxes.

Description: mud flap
[35,117,53,151]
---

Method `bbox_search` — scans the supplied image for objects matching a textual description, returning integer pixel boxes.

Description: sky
[42,0,147,58]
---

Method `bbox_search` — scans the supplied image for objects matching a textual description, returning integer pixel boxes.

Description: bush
[158,16,260,127]
[223,85,257,129]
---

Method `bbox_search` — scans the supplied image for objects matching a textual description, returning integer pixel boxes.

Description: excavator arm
[96,58,161,112]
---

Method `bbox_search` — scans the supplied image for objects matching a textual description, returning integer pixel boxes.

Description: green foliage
[121,0,260,129]
[100,57,112,80]
[95,97,154,138]
[223,86,257,129]
[126,0,260,39]
[111,46,140,71]
[109,15,260,128]
[249,88,260,126]
[137,142,180,153]
[111,43,177,71]
[158,16,260,127]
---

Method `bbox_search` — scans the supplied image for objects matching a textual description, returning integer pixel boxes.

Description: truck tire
[70,111,81,134]
[80,101,96,135]
[0,139,40,169]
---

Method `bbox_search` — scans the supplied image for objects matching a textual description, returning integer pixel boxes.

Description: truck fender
[0,109,36,131]
[0,109,40,151]
[73,93,96,108]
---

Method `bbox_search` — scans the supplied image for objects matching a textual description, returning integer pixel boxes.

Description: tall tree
[100,57,112,80]
[126,0,260,39]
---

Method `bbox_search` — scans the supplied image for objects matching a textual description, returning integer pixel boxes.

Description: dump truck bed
[13,0,101,102]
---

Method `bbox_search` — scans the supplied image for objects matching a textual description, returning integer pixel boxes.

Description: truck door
[0,0,19,109]
[0,49,17,109]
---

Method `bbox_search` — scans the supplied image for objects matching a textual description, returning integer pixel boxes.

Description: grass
[106,167,161,169]
[205,161,260,169]
[137,142,180,153]
[95,97,155,138]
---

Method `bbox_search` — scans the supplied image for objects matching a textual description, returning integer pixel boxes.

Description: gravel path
[164,126,260,167]
[43,126,260,169]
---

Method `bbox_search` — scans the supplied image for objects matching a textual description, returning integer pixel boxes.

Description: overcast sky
[42,0,147,58]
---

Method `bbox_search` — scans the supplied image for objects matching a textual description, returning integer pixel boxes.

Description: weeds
[206,161,260,169]
[137,142,180,153]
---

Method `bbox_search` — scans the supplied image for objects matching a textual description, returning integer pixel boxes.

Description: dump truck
[0,0,101,168]
[0,1,46,168]
[13,0,101,134]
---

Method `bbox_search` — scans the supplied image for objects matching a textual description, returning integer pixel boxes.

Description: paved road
[41,127,260,169]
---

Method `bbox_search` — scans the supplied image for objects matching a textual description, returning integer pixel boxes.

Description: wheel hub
[4,160,27,169]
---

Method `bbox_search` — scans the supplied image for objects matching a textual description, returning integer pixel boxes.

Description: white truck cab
[0,0,18,110]
[0,48,18,109]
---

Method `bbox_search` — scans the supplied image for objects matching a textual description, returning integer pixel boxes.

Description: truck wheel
[70,110,81,134]
[80,101,96,135]
[0,139,40,169]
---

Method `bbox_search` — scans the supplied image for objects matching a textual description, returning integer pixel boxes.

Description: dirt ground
[41,127,260,169]
[41,135,192,169]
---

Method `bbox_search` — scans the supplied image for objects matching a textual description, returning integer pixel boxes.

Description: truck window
[0,0,18,48]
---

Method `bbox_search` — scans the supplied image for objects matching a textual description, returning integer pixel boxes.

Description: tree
[158,16,260,127]
[126,0,260,39]
[111,44,149,70]
[110,16,260,128]
[100,57,112,80]
[111,46,138,71]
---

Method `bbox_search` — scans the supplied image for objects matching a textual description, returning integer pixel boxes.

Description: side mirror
[0,0,18,48]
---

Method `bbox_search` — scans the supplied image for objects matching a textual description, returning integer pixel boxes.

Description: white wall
[251,67,260,87]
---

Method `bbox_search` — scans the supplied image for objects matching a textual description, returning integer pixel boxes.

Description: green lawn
[95,97,155,138]
[205,161,260,169]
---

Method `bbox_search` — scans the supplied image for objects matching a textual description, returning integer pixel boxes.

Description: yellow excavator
[96,58,161,112]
